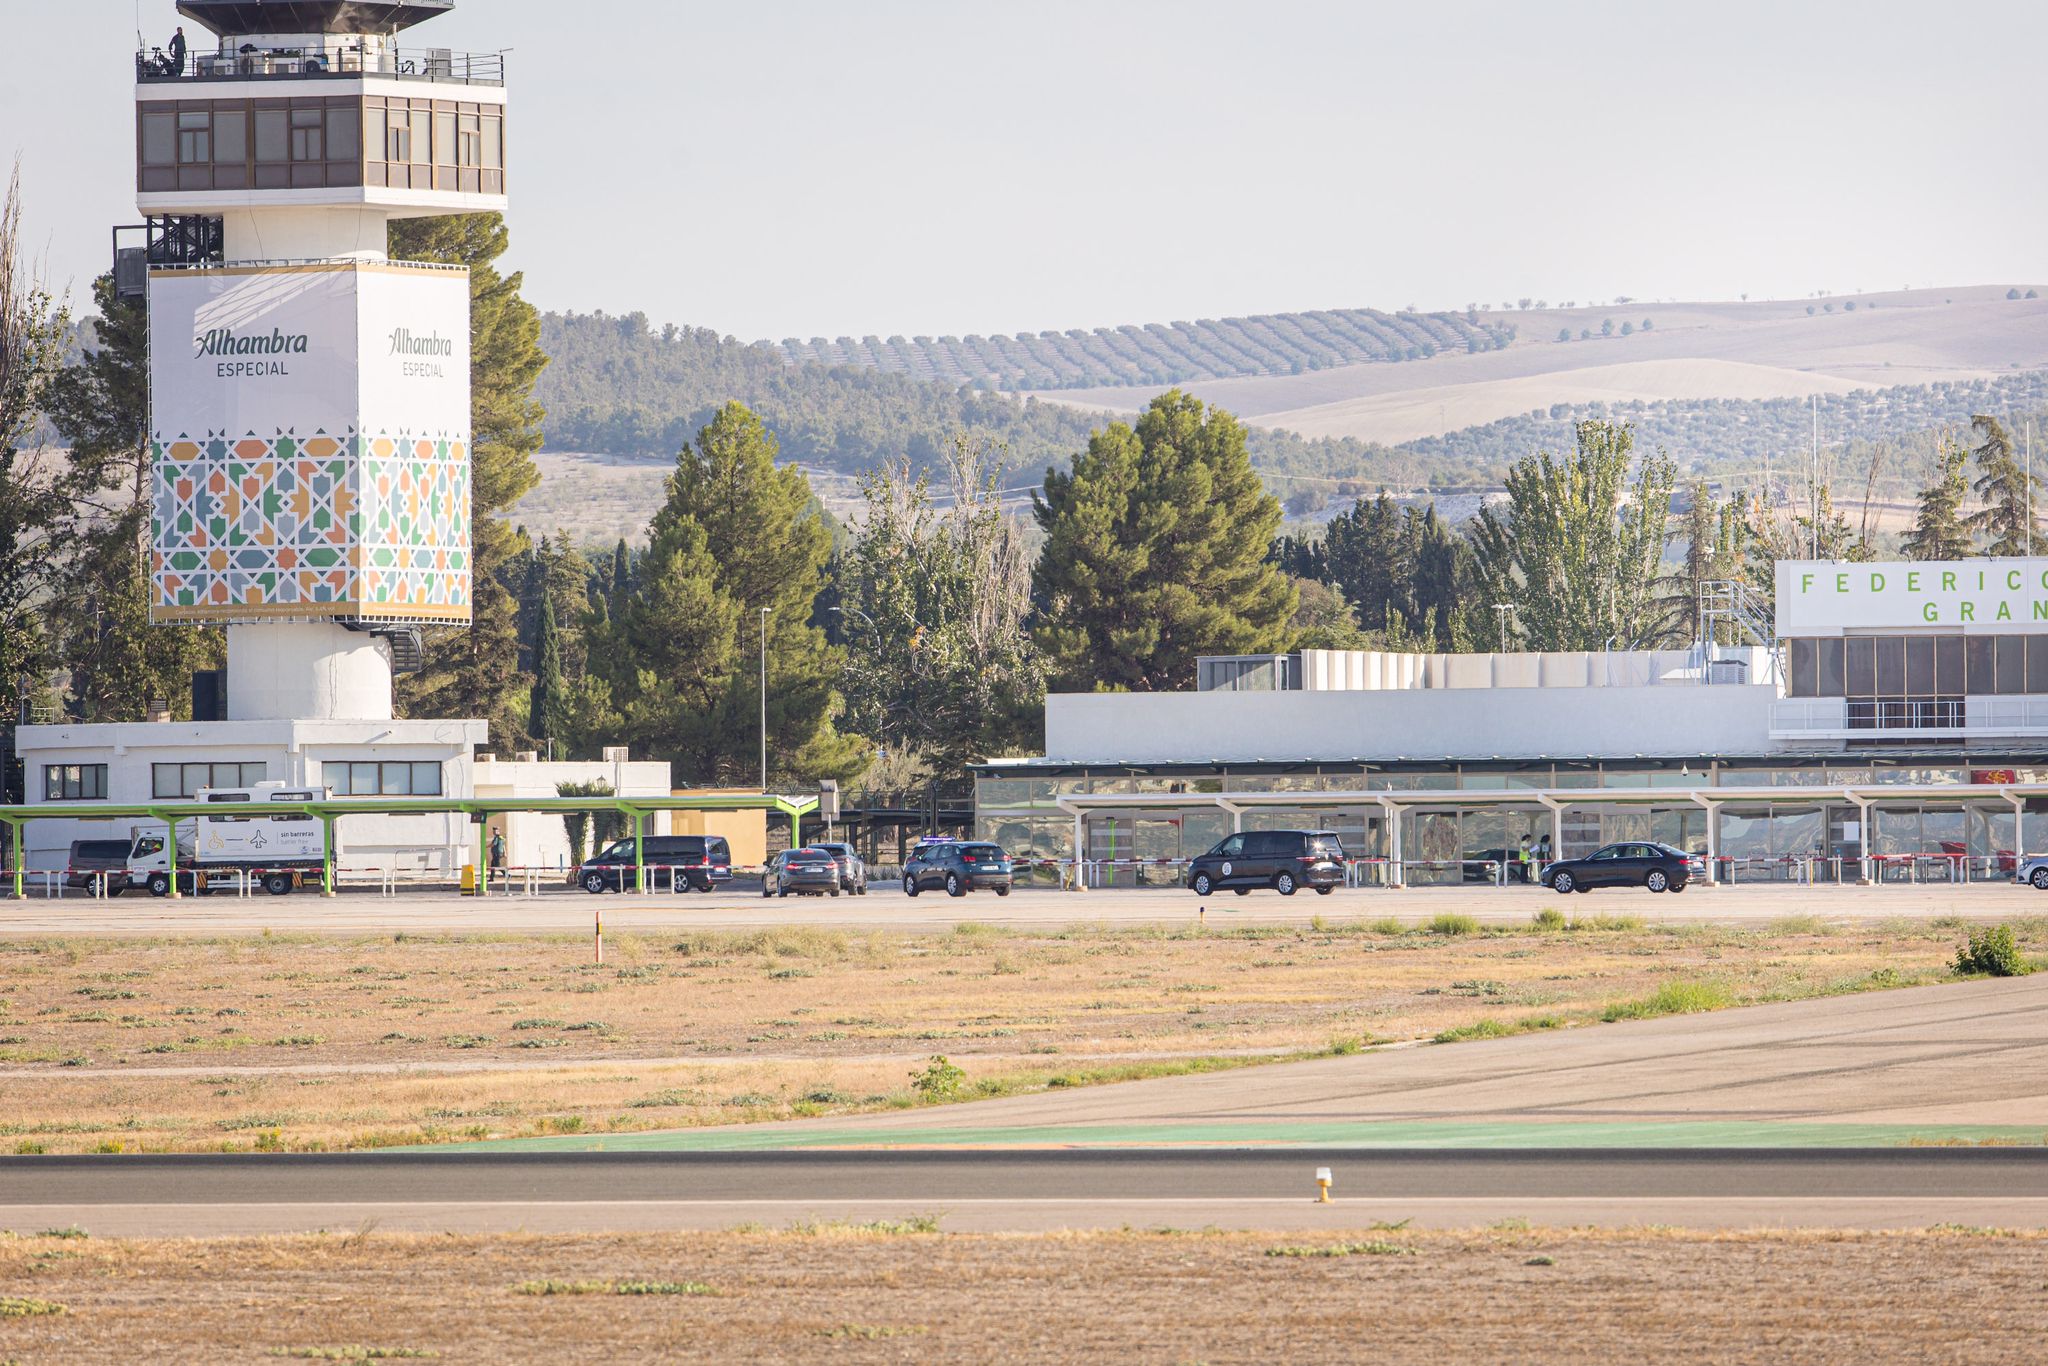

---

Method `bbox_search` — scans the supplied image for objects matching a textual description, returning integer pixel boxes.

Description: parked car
[903,840,1013,897]
[573,835,732,893]
[761,846,843,897]
[810,840,868,895]
[1186,830,1345,897]
[1541,841,1693,895]
[2017,855,2048,890]
[67,839,134,893]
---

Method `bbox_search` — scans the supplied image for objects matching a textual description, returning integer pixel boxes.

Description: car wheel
[904,874,919,898]
[1274,872,1297,896]
[995,886,1010,897]
[2032,867,2048,891]
[582,872,607,895]
[1646,869,1668,893]
[1234,887,1251,897]
[1315,885,1334,896]
[761,878,773,898]
[1670,881,1686,894]
[146,872,170,898]
[1192,872,1214,896]
[831,887,840,897]
[945,873,964,897]
[1551,871,1575,895]
[263,873,292,896]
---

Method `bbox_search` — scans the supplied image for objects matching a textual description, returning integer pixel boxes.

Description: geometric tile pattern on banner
[151,426,471,621]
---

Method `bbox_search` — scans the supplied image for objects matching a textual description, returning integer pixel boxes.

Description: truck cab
[129,784,329,897]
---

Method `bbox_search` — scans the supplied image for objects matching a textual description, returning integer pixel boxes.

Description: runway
[4,878,2045,934]
[4,1148,2045,1235]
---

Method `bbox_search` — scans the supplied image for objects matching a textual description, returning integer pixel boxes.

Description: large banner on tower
[148,262,472,624]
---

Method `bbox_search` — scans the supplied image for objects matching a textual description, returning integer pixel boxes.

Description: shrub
[1953,925,2027,977]
[1427,912,1478,936]
[1531,907,1567,931]
[910,1055,964,1100]
[1601,978,1733,1021]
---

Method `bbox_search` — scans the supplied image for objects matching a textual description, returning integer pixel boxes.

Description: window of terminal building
[324,761,444,797]
[43,764,108,801]
[151,762,268,798]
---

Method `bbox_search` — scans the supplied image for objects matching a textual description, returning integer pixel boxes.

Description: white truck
[128,783,329,897]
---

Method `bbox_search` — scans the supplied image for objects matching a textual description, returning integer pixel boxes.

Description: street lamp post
[759,607,771,794]
[1491,603,1517,654]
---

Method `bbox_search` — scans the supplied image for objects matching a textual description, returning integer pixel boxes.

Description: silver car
[810,840,868,895]
[2017,856,2048,890]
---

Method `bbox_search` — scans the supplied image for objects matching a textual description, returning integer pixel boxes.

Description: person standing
[168,26,188,75]
[489,830,506,870]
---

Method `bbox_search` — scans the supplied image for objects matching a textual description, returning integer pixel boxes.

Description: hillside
[774,308,1517,389]
[537,311,1102,474]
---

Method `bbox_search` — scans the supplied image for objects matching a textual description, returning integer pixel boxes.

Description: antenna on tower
[1810,393,1820,559]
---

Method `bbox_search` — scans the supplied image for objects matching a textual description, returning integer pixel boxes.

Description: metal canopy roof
[176,1,455,37]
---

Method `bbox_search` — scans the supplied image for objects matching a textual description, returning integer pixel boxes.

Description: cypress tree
[1033,390,1296,691]
[609,537,631,611]
[1902,434,1975,560]
[528,587,565,755]
[389,214,547,749]
[1962,415,2043,556]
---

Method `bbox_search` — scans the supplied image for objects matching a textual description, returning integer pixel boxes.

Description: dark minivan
[1187,830,1345,897]
[67,839,134,893]
[574,835,732,893]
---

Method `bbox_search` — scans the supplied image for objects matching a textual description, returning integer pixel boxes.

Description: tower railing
[138,47,505,85]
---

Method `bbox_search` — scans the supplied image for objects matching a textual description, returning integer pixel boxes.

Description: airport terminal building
[975,560,2048,884]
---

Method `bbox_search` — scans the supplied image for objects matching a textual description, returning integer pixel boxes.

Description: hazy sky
[8,1,2046,340]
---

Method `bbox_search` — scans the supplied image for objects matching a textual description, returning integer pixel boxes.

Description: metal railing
[138,46,505,84]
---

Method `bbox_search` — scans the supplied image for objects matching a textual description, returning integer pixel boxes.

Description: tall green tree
[835,438,1043,778]
[0,165,70,748]
[42,272,222,719]
[389,214,547,749]
[603,402,864,786]
[1901,433,1975,560]
[527,588,565,756]
[1963,415,2043,556]
[1033,390,1295,691]
[1467,419,1675,651]
[1673,479,1749,640]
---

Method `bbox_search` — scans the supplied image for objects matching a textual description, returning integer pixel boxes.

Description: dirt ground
[0,916,2028,1153]
[0,1225,2042,1363]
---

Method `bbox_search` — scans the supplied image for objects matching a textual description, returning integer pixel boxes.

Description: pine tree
[608,537,631,612]
[1467,420,1675,651]
[1033,390,1296,691]
[605,402,865,786]
[42,273,221,719]
[1962,415,2044,556]
[1902,433,1975,560]
[389,214,548,749]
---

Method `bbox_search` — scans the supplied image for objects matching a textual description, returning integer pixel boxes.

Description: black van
[1186,830,1345,897]
[574,835,732,893]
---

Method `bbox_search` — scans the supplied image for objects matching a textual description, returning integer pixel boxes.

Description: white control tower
[136,0,506,724]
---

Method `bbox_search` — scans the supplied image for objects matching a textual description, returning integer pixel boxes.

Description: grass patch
[268,1349,437,1360]
[819,1324,931,1339]
[0,1296,68,1317]
[1601,978,1734,1021]
[1427,913,1479,937]
[512,1279,716,1297]
[1265,1240,1417,1258]
[1367,917,1407,936]
[1531,907,1567,931]
[1434,1018,1513,1043]
[1569,913,1644,932]
[790,1215,942,1236]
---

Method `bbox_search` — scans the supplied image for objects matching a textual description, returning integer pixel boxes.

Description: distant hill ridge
[774,307,1517,390]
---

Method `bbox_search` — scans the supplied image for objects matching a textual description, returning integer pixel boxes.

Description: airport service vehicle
[128,784,327,897]
[574,835,732,893]
[902,839,1013,897]
[810,840,868,895]
[1186,830,1344,897]
[66,839,135,893]
[761,847,844,897]
[1541,841,1694,895]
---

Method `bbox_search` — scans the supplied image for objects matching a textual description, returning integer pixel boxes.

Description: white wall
[1044,683,1780,765]
[227,624,392,721]
[1294,647,1775,691]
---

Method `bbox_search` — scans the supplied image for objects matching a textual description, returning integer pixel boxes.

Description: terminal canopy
[176,1,454,37]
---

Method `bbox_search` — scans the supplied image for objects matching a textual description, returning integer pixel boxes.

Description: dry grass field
[0,1225,2042,1363]
[0,914,2026,1154]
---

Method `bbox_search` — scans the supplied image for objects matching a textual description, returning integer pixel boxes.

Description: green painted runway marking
[421,1119,2048,1154]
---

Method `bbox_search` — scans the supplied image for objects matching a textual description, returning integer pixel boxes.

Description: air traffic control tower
[133,0,504,723]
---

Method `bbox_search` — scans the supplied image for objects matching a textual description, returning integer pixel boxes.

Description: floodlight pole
[1491,603,1516,653]
[759,607,771,795]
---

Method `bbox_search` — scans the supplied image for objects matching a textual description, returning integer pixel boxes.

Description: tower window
[291,107,324,161]
[177,110,211,164]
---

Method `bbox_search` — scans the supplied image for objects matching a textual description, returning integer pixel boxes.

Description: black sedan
[762,847,843,897]
[1541,842,1696,895]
